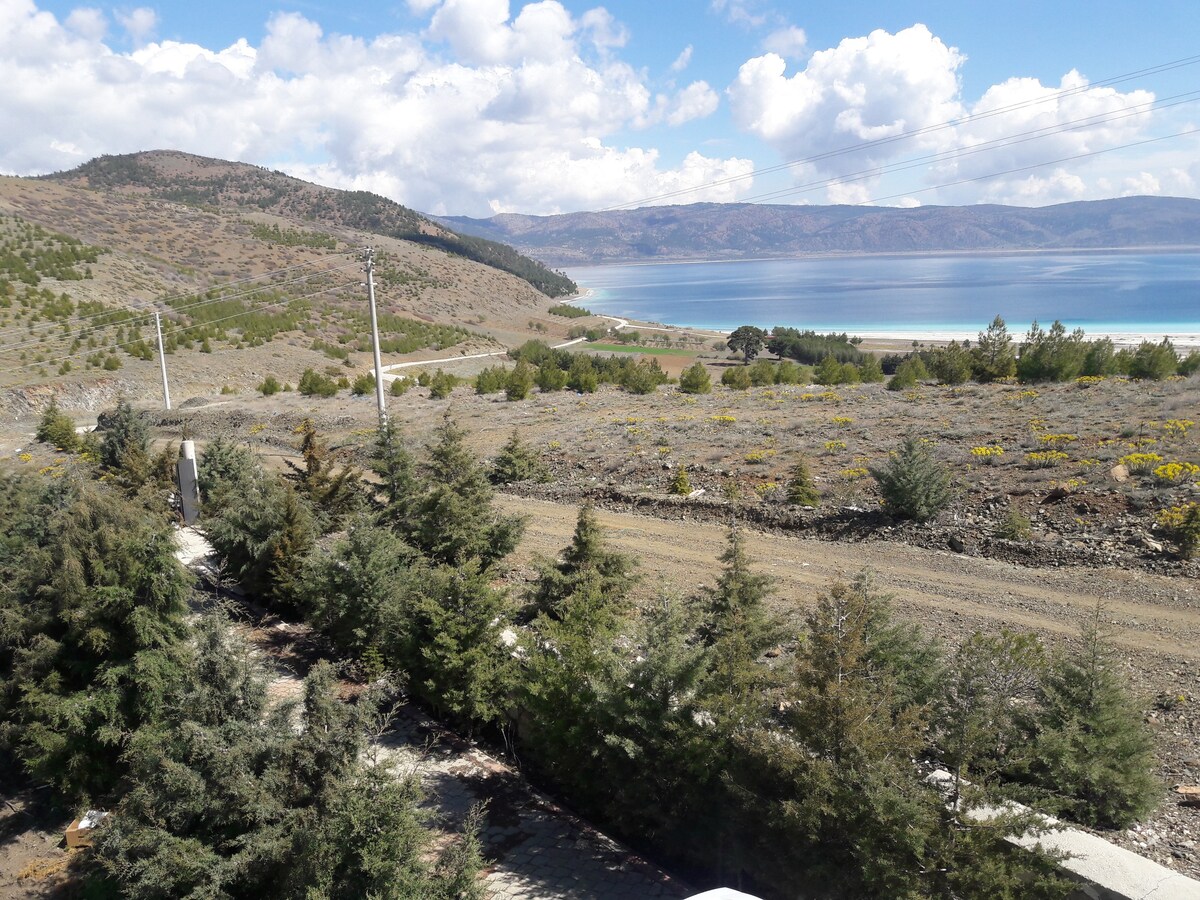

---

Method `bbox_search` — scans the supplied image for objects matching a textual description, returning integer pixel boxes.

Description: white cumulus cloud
[761,25,805,59]
[727,24,1161,205]
[0,0,754,216]
[115,6,156,44]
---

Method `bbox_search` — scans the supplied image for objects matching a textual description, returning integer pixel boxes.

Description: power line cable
[738,91,1200,206]
[602,53,1200,211]
[857,126,1200,207]
[0,251,361,343]
[0,258,363,355]
[0,279,360,384]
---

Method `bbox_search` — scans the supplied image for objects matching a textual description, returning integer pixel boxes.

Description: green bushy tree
[93,629,484,900]
[404,560,515,732]
[721,366,752,390]
[813,354,842,385]
[299,368,338,397]
[0,477,190,802]
[567,355,598,393]
[871,435,954,522]
[727,325,766,364]
[535,363,568,392]
[678,361,712,394]
[35,399,79,452]
[973,315,1017,382]
[1127,338,1178,381]
[490,428,549,484]
[98,397,149,473]
[887,355,928,391]
[858,353,885,383]
[505,359,534,400]
[669,465,692,495]
[1013,607,1159,828]
[408,417,524,569]
[929,341,973,385]
[474,364,509,394]
[621,358,667,394]
[1017,321,1087,382]
[296,521,415,656]
[786,456,820,506]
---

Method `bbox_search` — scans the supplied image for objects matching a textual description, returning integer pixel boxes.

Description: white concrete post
[178,440,201,525]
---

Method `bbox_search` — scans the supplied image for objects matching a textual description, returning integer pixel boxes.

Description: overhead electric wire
[858,126,1200,207]
[0,257,363,356]
[736,90,1200,206]
[602,52,1200,212]
[0,279,362,385]
[0,250,362,344]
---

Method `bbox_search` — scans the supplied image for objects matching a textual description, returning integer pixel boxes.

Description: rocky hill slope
[441,196,1200,265]
[47,151,575,297]
[0,155,576,413]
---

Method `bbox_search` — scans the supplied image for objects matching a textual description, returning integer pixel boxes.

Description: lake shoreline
[567,252,1200,349]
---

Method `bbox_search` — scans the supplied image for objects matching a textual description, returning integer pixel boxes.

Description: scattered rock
[1111,463,1131,483]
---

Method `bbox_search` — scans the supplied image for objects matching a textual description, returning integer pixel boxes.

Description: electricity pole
[154,309,172,410]
[364,248,388,429]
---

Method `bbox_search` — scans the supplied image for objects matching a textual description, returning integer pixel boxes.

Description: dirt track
[499,495,1200,661]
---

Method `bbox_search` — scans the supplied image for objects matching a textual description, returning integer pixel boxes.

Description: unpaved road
[498,495,1200,661]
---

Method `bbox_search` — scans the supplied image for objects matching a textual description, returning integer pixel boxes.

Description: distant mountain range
[439,197,1200,266]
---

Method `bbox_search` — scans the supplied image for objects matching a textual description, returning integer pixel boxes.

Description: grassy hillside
[47,151,576,297]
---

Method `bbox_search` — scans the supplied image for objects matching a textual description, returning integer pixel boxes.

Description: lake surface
[566,252,1200,343]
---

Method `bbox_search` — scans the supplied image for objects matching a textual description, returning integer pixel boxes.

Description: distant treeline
[753,317,1199,386]
[882,318,1200,385]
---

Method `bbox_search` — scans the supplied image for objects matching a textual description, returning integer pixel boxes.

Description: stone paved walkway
[178,528,690,900]
[376,706,691,900]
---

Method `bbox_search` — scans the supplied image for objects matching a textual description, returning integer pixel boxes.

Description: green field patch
[584,343,698,357]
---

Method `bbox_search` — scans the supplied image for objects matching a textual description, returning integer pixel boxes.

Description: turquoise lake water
[566,252,1200,342]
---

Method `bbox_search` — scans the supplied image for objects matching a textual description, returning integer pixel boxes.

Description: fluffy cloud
[667,81,719,126]
[115,6,156,44]
[761,25,805,59]
[709,0,769,28]
[727,24,1159,205]
[0,0,751,215]
[670,44,692,73]
[728,26,966,168]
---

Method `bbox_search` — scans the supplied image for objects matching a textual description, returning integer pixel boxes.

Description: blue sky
[5,0,1200,216]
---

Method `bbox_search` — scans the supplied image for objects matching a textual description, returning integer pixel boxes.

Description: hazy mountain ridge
[440,197,1200,265]
[47,151,576,296]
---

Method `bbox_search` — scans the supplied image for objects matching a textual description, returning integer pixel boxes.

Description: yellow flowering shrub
[1025,450,1069,468]
[1153,461,1200,483]
[1162,419,1195,439]
[1039,433,1078,447]
[824,440,847,453]
[970,446,1005,464]
[1119,452,1163,474]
